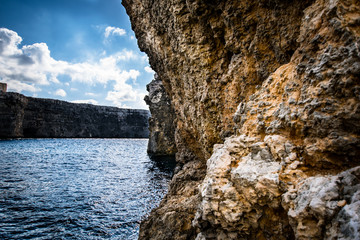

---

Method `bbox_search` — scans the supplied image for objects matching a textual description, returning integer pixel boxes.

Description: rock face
[144,75,177,156]
[123,0,360,239]
[0,92,150,138]
[0,92,28,138]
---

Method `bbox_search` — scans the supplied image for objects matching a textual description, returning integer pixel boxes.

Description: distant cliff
[0,92,150,138]
[123,0,360,239]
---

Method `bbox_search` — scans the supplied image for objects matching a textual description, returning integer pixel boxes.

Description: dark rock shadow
[147,155,177,176]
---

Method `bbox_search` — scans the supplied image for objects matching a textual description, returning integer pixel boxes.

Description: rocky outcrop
[194,136,360,239]
[0,92,28,138]
[144,75,177,156]
[0,92,150,138]
[123,0,360,239]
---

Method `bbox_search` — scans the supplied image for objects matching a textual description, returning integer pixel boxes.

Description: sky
[0,0,155,109]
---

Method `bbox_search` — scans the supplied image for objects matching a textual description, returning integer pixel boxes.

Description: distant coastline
[0,91,150,139]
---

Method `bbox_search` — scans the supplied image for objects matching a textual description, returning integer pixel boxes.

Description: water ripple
[0,139,174,239]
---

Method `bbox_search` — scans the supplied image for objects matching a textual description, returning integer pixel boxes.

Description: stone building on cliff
[0,83,7,92]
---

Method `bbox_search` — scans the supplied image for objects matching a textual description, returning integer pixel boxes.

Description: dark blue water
[0,139,174,240]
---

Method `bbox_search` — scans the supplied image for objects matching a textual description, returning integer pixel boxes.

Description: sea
[0,138,175,240]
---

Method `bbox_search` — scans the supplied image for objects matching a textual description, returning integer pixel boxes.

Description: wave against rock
[123,0,360,239]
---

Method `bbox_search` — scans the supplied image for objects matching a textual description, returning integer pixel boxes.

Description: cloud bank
[0,28,147,108]
[104,26,126,38]
[71,99,99,105]
[55,89,67,97]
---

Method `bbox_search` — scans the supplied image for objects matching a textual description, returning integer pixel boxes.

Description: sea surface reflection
[0,138,174,239]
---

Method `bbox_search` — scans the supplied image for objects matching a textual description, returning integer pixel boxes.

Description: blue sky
[0,0,154,109]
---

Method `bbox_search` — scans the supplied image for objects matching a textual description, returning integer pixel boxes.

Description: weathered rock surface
[144,75,177,156]
[123,0,360,239]
[0,92,28,138]
[0,92,150,138]
[194,135,360,239]
[283,166,360,240]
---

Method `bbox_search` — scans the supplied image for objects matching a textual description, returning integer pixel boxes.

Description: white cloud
[114,69,140,88]
[0,28,22,55]
[134,93,148,109]
[144,66,155,73]
[0,28,146,108]
[105,91,132,108]
[104,26,126,38]
[0,28,142,89]
[55,89,66,97]
[115,49,138,61]
[85,92,97,97]
[71,99,98,105]
[7,80,41,93]
[106,90,137,103]
[105,90,148,109]
[0,29,65,90]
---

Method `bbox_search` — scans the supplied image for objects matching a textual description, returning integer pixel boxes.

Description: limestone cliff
[0,92,150,138]
[0,92,28,138]
[145,75,177,157]
[123,0,360,239]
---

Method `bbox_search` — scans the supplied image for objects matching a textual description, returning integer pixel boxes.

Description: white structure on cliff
[0,83,7,92]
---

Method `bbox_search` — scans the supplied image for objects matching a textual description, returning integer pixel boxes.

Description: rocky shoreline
[0,92,150,139]
[124,0,360,239]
